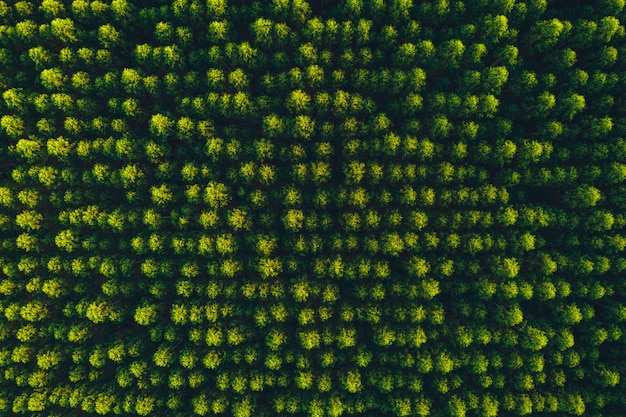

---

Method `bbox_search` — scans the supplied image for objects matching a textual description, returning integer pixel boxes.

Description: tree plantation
[1,0,626,416]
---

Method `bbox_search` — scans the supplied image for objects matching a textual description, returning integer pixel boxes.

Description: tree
[596,366,620,387]
[149,114,174,138]
[206,0,227,17]
[150,184,173,206]
[559,93,585,120]
[260,114,285,140]
[431,115,452,138]
[134,304,157,326]
[566,184,602,208]
[482,14,509,43]
[152,21,174,44]
[14,19,37,43]
[41,278,64,298]
[15,210,43,231]
[395,42,416,67]
[3,88,26,111]
[94,393,116,415]
[51,18,79,43]
[0,187,13,210]
[40,68,67,91]
[19,301,48,322]
[483,66,509,92]
[561,394,585,416]
[232,397,253,417]
[557,303,583,325]
[54,230,77,252]
[228,68,248,90]
[35,350,59,371]
[282,209,304,232]
[85,300,116,324]
[528,18,566,53]
[597,16,621,42]
[119,165,144,189]
[98,23,120,48]
[1,115,25,139]
[478,94,499,117]
[120,68,142,94]
[493,257,520,278]
[439,39,465,68]
[110,0,133,21]
[12,187,39,208]
[46,136,72,160]
[584,210,614,231]
[389,0,412,20]
[27,46,52,70]
[49,93,74,114]
[135,396,155,416]
[250,17,273,47]
[381,233,404,256]
[447,395,467,417]
[232,92,253,117]
[286,89,311,113]
[339,370,361,393]
[520,326,548,351]
[293,115,315,139]
[257,258,283,279]
[294,42,317,66]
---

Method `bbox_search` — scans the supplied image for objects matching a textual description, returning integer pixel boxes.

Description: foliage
[0,1,625,416]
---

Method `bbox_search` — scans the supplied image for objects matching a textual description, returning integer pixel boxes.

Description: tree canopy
[0,1,625,416]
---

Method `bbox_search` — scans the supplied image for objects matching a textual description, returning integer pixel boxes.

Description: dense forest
[1,0,626,415]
